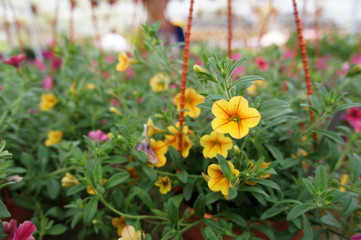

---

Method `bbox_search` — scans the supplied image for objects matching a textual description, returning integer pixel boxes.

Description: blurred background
[0,0,360,55]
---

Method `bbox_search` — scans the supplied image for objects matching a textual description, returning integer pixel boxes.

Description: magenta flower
[53,59,62,70]
[231,53,245,75]
[0,85,3,91]
[3,219,17,240]
[255,57,268,71]
[42,50,52,60]
[282,51,295,60]
[351,235,361,240]
[111,98,120,107]
[42,76,53,90]
[315,56,330,70]
[125,67,135,77]
[351,55,361,64]
[106,55,115,63]
[3,220,36,240]
[88,130,109,143]
[99,119,106,125]
[337,63,350,76]
[3,54,26,68]
[345,107,361,132]
[28,109,37,114]
[35,59,46,71]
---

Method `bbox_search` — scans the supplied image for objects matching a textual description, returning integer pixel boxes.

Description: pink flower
[28,109,37,114]
[169,84,177,89]
[42,50,52,59]
[35,59,46,71]
[99,119,106,125]
[3,54,26,68]
[282,51,295,60]
[42,76,53,90]
[255,57,268,71]
[0,85,3,91]
[125,67,135,77]
[345,107,361,132]
[315,56,331,70]
[337,63,350,76]
[13,221,36,240]
[231,53,245,75]
[88,130,109,143]
[106,55,115,63]
[3,219,17,240]
[195,59,203,66]
[351,55,361,64]
[137,98,144,106]
[91,60,98,67]
[351,235,361,240]
[111,98,120,107]
[53,59,62,69]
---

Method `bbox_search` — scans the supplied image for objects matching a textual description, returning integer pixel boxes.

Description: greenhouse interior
[0,0,361,239]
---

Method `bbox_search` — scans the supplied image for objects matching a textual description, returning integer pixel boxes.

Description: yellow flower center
[229,115,241,123]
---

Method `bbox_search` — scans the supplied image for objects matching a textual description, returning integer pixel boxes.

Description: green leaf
[47,178,60,200]
[261,206,285,220]
[239,186,269,198]
[220,212,247,228]
[302,179,316,196]
[71,212,83,228]
[228,188,237,200]
[128,187,153,210]
[193,194,206,218]
[205,94,226,102]
[0,200,11,218]
[204,227,219,240]
[287,203,314,221]
[177,171,188,184]
[314,166,327,192]
[183,179,194,201]
[205,192,223,205]
[253,225,275,240]
[333,103,361,113]
[320,212,342,228]
[302,215,313,240]
[314,130,344,145]
[47,224,67,235]
[342,195,358,216]
[230,75,265,89]
[216,154,232,180]
[265,144,283,161]
[83,197,98,224]
[66,184,87,196]
[167,198,179,226]
[103,171,130,189]
[134,151,148,163]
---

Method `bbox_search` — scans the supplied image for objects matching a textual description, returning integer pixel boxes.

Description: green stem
[29,166,77,180]
[301,113,328,137]
[333,181,361,195]
[155,170,202,179]
[335,137,354,170]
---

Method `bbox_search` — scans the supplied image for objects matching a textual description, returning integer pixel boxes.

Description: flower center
[229,115,241,123]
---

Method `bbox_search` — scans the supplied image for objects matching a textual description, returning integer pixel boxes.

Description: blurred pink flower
[42,50,52,60]
[231,53,245,75]
[337,63,349,76]
[28,109,37,114]
[53,59,62,69]
[3,219,17,240]
[42,76,53,90]
[88,130,109,143]
[169,84,177,89]
[106,55,115,63]
[3,54,26,68]
[195,59,203,66]
[351,235,361,240]
[315,56,330,70]
[137,98,144,106]
[255,57,268,71]
[99,119,106,125]
[282,51,295,60]
[111,98,120,106]
[0,85,3,91]
[345,107,361,132]
[13,221,36,240]
[125,67,135,77]
[91,60,98,67]
[351,55,361,64]
[35,59,46,71]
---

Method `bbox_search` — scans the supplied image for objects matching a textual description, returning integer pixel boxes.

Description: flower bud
[233,145,240,155]
[193,64,206,73]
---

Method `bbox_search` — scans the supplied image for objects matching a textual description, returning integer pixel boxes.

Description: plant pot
[182,206,304,240]
[2,188,33,223]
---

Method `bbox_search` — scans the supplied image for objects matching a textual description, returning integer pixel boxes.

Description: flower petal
[239,108,261,128]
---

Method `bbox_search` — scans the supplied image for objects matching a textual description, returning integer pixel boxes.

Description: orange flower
[164,123,193,158]
[116,52,130,72]
[174,88,205,118]
[112,216,126,237]
[211,96,261,139]
[200,131,233,159]
[150,139,168,167]
[207,161,239,196]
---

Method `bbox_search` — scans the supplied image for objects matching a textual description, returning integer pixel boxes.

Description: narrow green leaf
[302,215,313,240]
[167,198,179,226]
[314,130,344,145]
[314,166,327,192]
[47,224,67,235]
[342,195,358,216]
[83,197,98,224]
[302,179,316,196]
[228,188,237,200]
[103,171,130,189]
[0,200,11,218]
[193,194,206,218]
[287,203,314,221]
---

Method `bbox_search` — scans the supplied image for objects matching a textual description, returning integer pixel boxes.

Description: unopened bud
[233,145,240,155]
[92,219,98,225]
[154,114,164,119]
[193,64,206,73]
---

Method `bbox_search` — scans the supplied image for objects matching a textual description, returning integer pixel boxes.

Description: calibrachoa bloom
[39,93,58,111]
[247,80,266,97]
[165,123,193,158]
[149,73,170,92]
[150,139,169,167]
[88,130,110,143]
[42,76,53,90]
[345,107,361,132]
[174,88,205,118]
[207,161,239,196]
[61,172,80,187]
[3,220,36,240]
[211,96,261,139]
[44,130,63,146]
[200,131,233,159]
[87,179,107,195]
[254,57,268,71]
[116,52,131,71]
[87,83,96,89]
[351,235,361,240]
[112,216,126,237]
[3,54,26,68]
[154,176,171,194]
[118,225,145,240]
[147,118,164,137]
[339,174,349,192]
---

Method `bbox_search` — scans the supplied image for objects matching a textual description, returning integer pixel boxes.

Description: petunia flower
[200,131,233,159]
[118,225,145,240]
[154,176,171,194]
[150,139,169,167]
[3,219,17,240]
[254,57,268,71]
[211,96,261,139]
[116,52,131,72]
[164,123,193,158]
[61,172,80,187]
[44,130,63,146]
[39,93,58,111]
[351,55,361,64]
[207,161,239,196]
[147,118,164,137]
[3,54,26,68]
[112,216,126,237]
[13,221,36,240]
[345,107,361,132]
[88,130,110,143]
[149,73,170,93]
[351,235,361,240]
[174,88,205,118]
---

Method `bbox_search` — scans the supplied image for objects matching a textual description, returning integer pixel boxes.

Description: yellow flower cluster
[44,130,63,146]
[40,93,58,111]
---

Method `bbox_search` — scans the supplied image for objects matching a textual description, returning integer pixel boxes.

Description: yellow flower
[150,139,168,167]
[211,96,261,139]
[291,148,308,159]
[246,162,272,186]
[339,174,349,192]
[154,176,171,194]
[174,88,205,118]
[87,179,107,195]
[112,216,126,237]
[207,161,239,196]
[118,225,144,240]
[61,172,79,187]
[110,106,122,116]
[200,131,233,159]
[39,93,58,111]
[44,130,63,146]
[87,83,96,89]
[147,118,164,137]
[149,73,170,93]
[247,80,266,97]
[164,123,193,158]
[193,64,206,73]
[116,52,130,72]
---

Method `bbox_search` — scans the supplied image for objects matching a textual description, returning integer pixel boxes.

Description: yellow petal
[239,108,261,128]
[212,99,231,118]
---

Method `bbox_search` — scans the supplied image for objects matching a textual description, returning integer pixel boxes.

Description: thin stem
[29,166,77,180]
[155,170,202,179]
